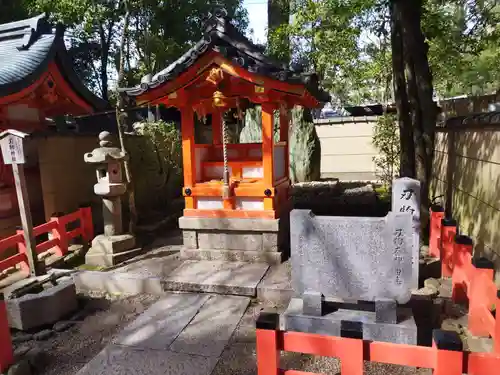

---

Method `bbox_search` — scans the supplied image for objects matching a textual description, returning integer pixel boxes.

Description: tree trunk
[390,1,414,178]
[397,0,438,239]
[99,25,109,102]
[115,0,137,234]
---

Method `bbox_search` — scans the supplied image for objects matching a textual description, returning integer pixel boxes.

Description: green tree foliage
[18,0,248,101]
[372,113,400,188]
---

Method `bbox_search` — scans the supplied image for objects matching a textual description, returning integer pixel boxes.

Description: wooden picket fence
[0,206,93,274]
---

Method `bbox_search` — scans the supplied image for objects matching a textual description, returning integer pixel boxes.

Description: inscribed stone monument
[391,177,421,288]
[291,210,415,304]
[285,207,419,345]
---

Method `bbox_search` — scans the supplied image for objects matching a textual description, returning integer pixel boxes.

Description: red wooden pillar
[79,204,94,242]
[433,330,463,375]
[181,107,196,210]
[495,290,500,354]
[50,212,69,256]
[279,104,289,180]
[469,258,495,337]
[451,235,473,303]
[429,204,445,258]
[262,102,275,212]
[256,313,280,375]
[14,227,30,274]
[441,218,457,277]
[0,293,13,373]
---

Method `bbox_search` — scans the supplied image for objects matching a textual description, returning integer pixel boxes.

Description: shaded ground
[10,294,432,375]
[10,293,160,375]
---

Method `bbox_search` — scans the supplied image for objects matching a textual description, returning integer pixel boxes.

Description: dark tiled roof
[0,13,108,111]
[121,8,330,103]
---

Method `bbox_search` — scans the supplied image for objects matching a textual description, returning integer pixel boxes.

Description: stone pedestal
[85,234,142,267]
[4,271,78,331]
[178,216,289,265]
[282,298,417,345]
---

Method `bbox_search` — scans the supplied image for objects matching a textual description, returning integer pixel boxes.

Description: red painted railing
[427,208,500,353]
[0,293,13,373]
[0,206,93,274]
[256,313,500,375]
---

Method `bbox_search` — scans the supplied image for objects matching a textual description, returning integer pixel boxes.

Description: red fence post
[256,313,280,375]
[50,212,68,257]
[441,218,457,278]
[452,235,473,303]
[15,227,30,274]
[495,290,500,354]
[469,258,495,337]
[0,293,13,373]
[429,204,445,258]
[79,204,94,242]
[433,330,463,375]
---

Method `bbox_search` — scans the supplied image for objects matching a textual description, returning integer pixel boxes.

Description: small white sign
[0,135,25,165]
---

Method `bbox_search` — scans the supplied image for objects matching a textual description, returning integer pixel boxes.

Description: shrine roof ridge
[119,8,330,103]
[0,13,109,111]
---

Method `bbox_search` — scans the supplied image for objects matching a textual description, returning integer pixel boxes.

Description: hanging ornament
[213,91,228,108]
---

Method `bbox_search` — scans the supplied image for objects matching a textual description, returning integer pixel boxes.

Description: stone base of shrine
[178,216,289,265]
[282,298,418,345]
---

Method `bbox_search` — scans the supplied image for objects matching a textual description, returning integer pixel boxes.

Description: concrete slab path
[75,293,250,375]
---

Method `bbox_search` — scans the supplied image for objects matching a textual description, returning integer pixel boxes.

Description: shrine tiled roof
[120,8,330,103]
[0,13,108,110]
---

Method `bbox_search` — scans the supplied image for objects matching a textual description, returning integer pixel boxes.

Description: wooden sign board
[0,130,27,165]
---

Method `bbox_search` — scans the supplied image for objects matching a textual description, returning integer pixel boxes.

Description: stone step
[85,247,144,267]
[180,248,282,265]
[74,260,270,297]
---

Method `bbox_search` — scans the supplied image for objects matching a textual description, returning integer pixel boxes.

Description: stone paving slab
[75,344,220,375]
[169,295,250,357]
[162,260,269,296]
[256,260,294,305]
[113,293,210,350]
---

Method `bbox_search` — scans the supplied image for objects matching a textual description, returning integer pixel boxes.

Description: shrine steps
[180,248,282,265]
[73,259,272,298]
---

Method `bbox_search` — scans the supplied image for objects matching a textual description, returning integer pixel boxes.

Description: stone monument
[283,186,419,344]
[392,177,421,287]
[84,132,141,266]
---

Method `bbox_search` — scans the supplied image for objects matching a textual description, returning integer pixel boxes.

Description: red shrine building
[122,8,329,263]
[0,14,108,235]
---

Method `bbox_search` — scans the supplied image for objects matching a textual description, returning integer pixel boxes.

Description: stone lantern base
[85,234,141,267]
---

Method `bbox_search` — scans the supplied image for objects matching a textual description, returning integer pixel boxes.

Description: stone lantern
[83,131,140,266]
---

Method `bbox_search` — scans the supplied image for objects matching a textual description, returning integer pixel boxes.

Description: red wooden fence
[428,206,500,353]
[256,313,500,375]
[0,293,13,373]
[0,206,93,274]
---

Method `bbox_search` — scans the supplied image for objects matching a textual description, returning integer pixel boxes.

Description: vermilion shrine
[0,14,108,233]
[122,9,328,263]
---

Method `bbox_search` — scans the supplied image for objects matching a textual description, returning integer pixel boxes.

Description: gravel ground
[10,293,160,375]
[10,296,433,375]
[214,299,432,375]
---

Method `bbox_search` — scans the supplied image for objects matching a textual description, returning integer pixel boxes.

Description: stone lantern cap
[84,131,128,164]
